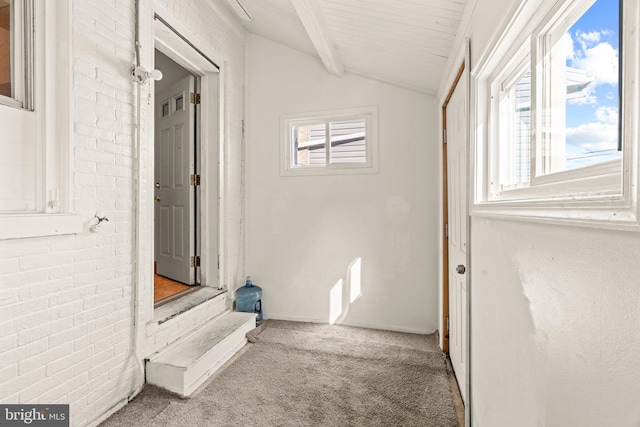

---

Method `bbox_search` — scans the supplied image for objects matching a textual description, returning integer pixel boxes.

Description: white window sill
[0,214,83,240]
[280,164,379,177]
[472,200,640,232]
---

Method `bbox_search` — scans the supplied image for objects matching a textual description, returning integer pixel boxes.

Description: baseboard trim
[265,313,434,335]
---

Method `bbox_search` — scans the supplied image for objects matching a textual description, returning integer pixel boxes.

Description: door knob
[456,265,466,274]
[154,196,161,202]
[155,182,160,188]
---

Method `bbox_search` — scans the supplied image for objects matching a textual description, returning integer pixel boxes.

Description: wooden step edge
[145,309,232,363]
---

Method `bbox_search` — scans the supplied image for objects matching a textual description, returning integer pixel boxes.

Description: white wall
[245,35,439,334]
[0,1,246,426]
[471,218,640,426]
[441,0,640,424]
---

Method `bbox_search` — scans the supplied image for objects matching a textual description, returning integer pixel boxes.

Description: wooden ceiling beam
[291,0,345,77]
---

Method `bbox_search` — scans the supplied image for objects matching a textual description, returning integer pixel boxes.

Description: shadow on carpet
[101,320,458,426]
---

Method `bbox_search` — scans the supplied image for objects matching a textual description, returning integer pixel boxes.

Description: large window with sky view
[562,0,620,171]
[498,0,620,191]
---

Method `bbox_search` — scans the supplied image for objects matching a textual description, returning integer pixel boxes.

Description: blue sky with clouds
[565,0,620,168]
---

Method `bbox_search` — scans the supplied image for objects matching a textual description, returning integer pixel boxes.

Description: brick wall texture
[0,1,246,425]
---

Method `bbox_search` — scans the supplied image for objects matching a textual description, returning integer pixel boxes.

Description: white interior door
[446,71,468,403]
[155,75,195,285]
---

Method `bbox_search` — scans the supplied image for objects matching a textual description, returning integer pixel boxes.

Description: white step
[146,311,256,396]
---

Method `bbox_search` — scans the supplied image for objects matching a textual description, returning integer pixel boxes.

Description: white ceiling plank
[239,0,468,93]
[224,0,252,21]
[291,0,345,77]
[347,68,438,96]
[325,16,457,49]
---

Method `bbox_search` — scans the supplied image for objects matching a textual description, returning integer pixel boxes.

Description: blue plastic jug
[235,276,262,321]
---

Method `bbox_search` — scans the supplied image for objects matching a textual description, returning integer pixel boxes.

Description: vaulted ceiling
[224,0,468,94]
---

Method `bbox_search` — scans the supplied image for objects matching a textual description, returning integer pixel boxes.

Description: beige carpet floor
[101,320,458,426]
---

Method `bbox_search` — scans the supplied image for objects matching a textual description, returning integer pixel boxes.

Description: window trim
[280,106,379,177]
[472,0,640,230]
[0,0,81,240]
[0,0,33,109]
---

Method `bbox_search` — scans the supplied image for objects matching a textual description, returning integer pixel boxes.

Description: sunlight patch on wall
[329,279,343,324]
[349,257,362,303]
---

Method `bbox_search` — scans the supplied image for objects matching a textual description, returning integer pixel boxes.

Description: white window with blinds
[281,106,378,176]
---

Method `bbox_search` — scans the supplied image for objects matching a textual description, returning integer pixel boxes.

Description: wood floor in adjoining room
[154,274,192,303]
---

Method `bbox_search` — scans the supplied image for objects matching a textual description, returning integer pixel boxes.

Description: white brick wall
[0,0,246,425]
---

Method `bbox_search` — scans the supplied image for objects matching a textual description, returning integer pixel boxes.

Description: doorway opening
[153,49,201,307]
[151,14,222,314]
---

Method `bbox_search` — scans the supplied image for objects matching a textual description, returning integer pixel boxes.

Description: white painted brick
[49,260,97,281]
[48,325,86,350]
[17,315,75,346]
[92,277,121,294]
[76,123,117,143]
[0,364,18,383]
[88,356,116,381]
[67,381,92,407]
[75,136,98,152]
[1,338,48,367]
[56,301,85,320]
[76,73,116,98]
[2,367,45,400]
[83,290,118,310]
[1,0,246,424]
[0,240,50,258]
[71,333,95,354]
[18,279,78,302]
[1,270,50,290]
[2,394,19,404]
[92,12,117,33]
[0,293,17,308]
[96,163,130,178]
[0,258,19,275]
[5,309,54,339]
[0,334,17,352]
[37,371,88,405]
[78,303,114,324]
[77,347,114,379]
[74,58,97,78]
[19,251,74,271]
[2,297,49,321]
[19,366,76,403]
[74,246,115,263]
[46,347,92,377]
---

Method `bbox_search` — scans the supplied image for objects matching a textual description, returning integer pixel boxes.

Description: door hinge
[443,129,447,144]
[190,174,201,186]
[190,92,201,104]
[445,223,449,238]
[190,256,201,268]
[446,316,450,331]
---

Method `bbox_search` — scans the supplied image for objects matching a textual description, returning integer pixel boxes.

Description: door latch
[456,264,466,274]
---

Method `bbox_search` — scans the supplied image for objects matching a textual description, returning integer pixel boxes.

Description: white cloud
[595,106,618,124]
[576,30,601,51]
[571,42,618,86]
[566,121,618,152]
[560,32,575,61]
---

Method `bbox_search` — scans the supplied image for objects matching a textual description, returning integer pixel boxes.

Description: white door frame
[150,11,225,293]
